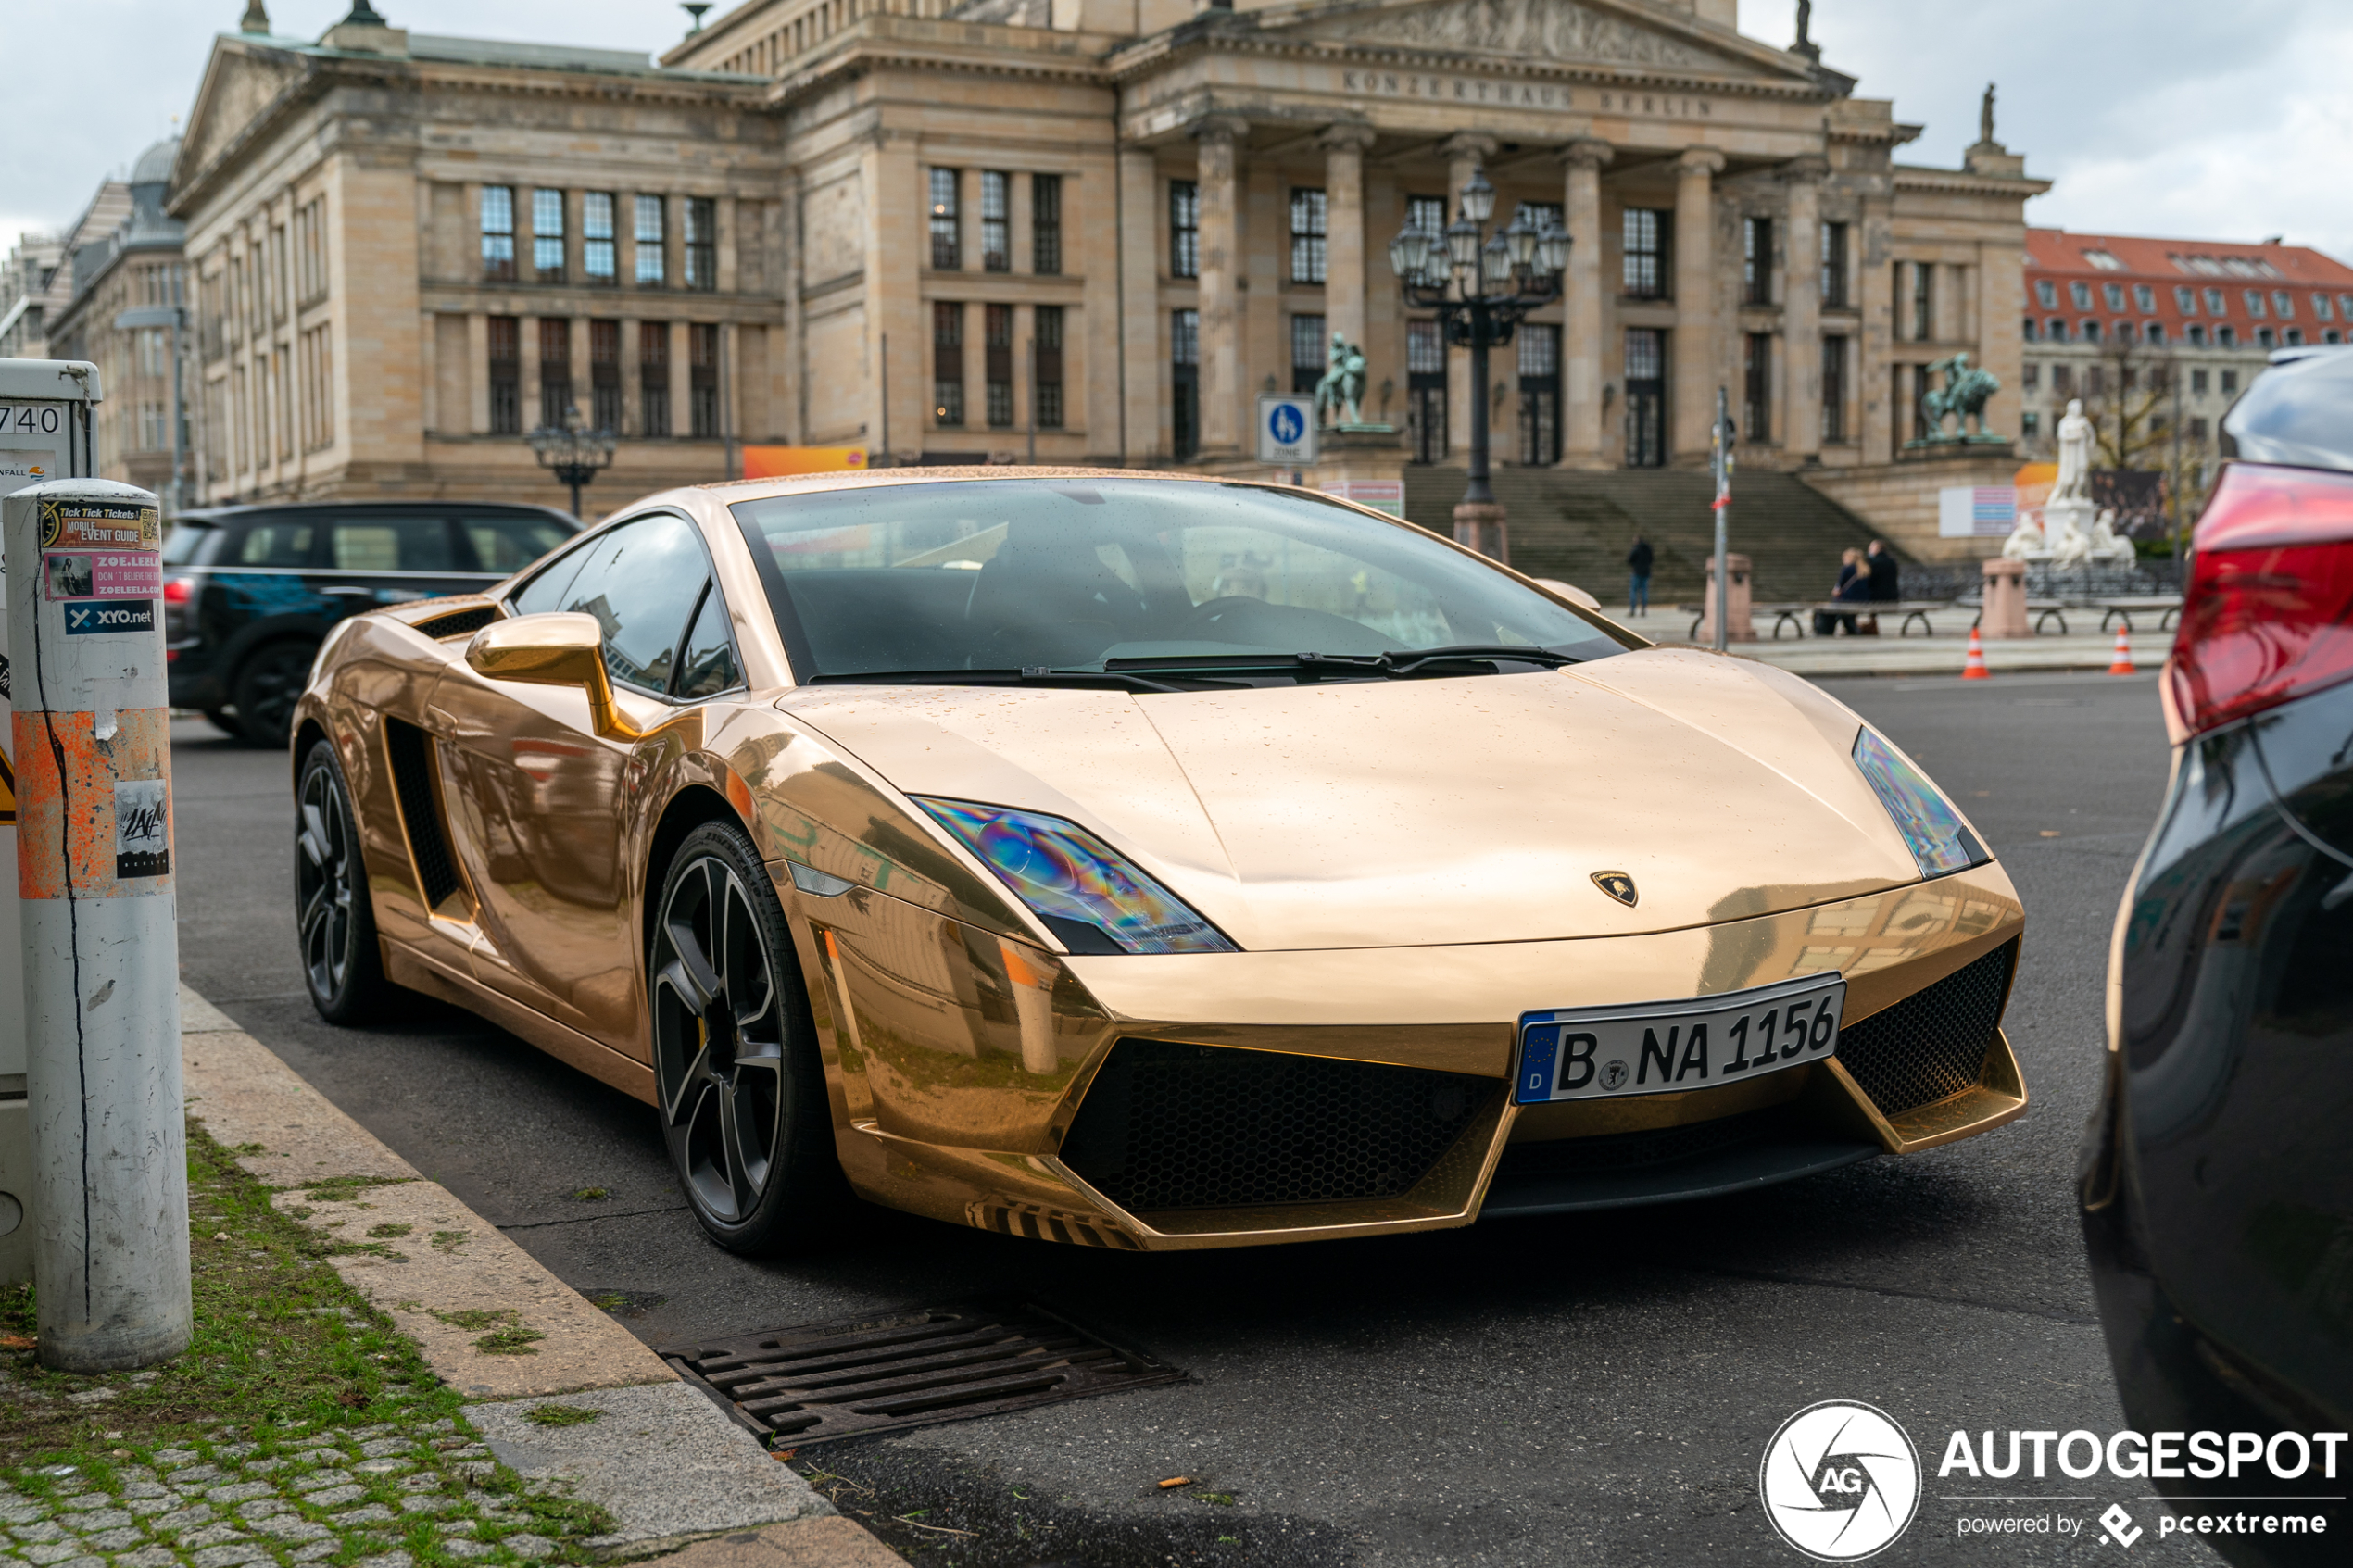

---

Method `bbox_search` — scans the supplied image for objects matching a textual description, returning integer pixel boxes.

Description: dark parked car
[2083,345,2353,1565]
[164,501,579,747]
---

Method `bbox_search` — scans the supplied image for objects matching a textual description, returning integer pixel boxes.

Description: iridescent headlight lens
[916,798,1238,955]
[1853,728,1988,877]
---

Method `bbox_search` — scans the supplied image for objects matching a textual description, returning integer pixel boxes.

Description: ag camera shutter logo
[1759,1400,1921,1561]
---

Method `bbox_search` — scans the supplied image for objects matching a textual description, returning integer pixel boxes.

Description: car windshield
[729,478,1635,686]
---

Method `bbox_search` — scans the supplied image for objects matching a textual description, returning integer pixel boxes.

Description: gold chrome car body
[293,468,2026,1252]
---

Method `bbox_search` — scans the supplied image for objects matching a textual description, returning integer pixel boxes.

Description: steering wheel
[1174,596,1274,634]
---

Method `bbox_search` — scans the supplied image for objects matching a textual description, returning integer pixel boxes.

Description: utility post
[0,359,104,1292]
[5,475,193,1371]
[1711,386,1734,654]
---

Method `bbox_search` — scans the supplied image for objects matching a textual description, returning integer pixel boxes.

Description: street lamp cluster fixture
[1387,167,1569,561]
[527,403,618,520]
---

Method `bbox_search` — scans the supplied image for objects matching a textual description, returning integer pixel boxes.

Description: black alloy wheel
[233,639,320,752]
[296,739,390,1024]
[651,822,849,1253]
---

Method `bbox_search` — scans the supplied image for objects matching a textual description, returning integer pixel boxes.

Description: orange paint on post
[12,707,172,899]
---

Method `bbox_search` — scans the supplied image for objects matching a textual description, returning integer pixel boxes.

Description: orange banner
[742,445,869,479]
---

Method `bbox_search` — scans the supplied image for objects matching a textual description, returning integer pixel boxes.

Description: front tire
[650,822,849,1254]
[234,640,319,752]
[296,739,391,1024]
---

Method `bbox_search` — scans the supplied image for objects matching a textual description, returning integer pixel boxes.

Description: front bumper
[787,860,2027,1251]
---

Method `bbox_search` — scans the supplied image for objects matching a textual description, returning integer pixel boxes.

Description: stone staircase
[1402,467,1896,612]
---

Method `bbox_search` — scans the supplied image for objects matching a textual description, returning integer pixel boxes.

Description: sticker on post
[44,552,161,599]
[63,600,158,636]
[37,500,161,551]
[115,779,170,879]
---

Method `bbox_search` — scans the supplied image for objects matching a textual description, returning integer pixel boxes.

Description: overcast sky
[8,0,2352,262]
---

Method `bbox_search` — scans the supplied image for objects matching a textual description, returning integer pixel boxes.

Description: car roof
[2223,345,2353,472]
[688,465,1282,507]
[173,500,579,525]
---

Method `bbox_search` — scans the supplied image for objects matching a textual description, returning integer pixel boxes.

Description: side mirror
[465,612,642,741]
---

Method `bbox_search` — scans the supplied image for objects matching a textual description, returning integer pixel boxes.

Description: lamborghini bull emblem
[1592,871,1638,908]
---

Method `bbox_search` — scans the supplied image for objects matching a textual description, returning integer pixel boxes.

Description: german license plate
[1514,973,1846,1105]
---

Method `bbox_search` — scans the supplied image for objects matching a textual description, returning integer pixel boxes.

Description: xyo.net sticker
[115,778,169,879]
[1759,1400,1922,1561]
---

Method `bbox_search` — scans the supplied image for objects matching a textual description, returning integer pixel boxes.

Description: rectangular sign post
[5,476,192,1370]
[1255,394,1318,467]
[0,358,100,1289]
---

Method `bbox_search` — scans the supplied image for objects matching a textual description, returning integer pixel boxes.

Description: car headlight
[916,798,1239,956]
[1853,728,1989,877]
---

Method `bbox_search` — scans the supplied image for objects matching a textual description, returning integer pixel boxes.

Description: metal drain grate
[658,1300,1183,1447]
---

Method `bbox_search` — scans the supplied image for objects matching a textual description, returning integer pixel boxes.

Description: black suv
[165,501,579,748]
[2084,345,2353,1565]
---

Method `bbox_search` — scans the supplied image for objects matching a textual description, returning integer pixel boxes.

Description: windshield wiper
[1104,652,1386,678]
[808,667,1192,694]
[1377,644,1580,674]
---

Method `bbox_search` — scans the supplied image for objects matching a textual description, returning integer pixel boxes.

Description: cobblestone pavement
[0,1399,576,1568]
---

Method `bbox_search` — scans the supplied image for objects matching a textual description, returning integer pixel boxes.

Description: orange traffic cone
[2108,625,2135,675]
[1961,625,1992,681]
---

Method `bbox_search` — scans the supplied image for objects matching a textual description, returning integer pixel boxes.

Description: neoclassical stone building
[170,0,2042,518]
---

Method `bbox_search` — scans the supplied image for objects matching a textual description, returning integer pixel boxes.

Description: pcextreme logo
[1759,1401,1923,1561]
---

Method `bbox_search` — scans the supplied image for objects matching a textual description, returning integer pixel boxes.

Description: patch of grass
[0,1123,621,1560]
[526,1404,603,1428]
[297,1174,409,1206]
[475,1327,547,1356]
[432,1309,515,1332]
[571,1187,610,1201]
[432,1230,470,1252]
[366,1223,413,1239]
[1197,1492,1238,1506]
[587,1294,628,1311]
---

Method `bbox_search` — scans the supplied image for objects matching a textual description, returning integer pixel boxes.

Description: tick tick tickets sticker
[37,499,160,551]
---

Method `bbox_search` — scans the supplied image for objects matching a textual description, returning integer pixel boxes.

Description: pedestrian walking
[1863,540,1901,636]
[1627,533,1655,618]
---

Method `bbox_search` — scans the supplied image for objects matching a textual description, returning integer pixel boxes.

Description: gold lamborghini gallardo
[291,470,2026,1253]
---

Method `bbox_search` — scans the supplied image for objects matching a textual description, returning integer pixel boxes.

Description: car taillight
[2169,462,2353,736]
[163,576,194,605]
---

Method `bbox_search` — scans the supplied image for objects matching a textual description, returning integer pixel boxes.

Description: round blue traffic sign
[1269,403,1305,445]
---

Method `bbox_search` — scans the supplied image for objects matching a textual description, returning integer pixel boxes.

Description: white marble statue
[2047,503,2095,568]
[2001,508,2049,560]
[2088,506,2133,563]
[2053,398,2095,503]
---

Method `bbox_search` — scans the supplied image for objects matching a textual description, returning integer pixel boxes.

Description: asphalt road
[169,668,2218,1567]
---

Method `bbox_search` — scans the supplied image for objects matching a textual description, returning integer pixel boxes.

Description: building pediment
[174,38,317,208]
[1250,0,1813,82]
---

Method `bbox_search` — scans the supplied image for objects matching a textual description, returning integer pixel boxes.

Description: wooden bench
[1965,599,2073,634]
[2091,596,2184,633]
[1737,601,1956,639]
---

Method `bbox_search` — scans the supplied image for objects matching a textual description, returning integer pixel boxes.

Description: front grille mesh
[384,717,460,909]
[1835,941,2017,1116]
[1060,1040,1491,1212]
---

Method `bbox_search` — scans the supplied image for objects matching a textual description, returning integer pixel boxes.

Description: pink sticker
[43,551,161,600]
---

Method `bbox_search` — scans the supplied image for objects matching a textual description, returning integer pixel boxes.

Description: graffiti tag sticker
[115,778,169,879]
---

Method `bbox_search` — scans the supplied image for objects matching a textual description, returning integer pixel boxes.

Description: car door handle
[323,586,376,597]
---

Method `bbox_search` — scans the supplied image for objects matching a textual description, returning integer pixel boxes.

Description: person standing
[1627,533,1655,618]
[1863,540,1901,636]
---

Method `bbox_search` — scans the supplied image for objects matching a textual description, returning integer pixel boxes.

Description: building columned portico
[164,0,2044,517]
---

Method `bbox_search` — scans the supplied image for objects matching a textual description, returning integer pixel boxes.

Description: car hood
[777,648,1935,951]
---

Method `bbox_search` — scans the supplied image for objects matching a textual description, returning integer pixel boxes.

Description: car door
[427,511,719,1054]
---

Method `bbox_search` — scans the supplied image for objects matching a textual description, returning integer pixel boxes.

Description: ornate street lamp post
[1387,169,1569,560]
[526,403,618,520]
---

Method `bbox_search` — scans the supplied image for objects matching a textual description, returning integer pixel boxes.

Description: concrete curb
[177,984,905,1566]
